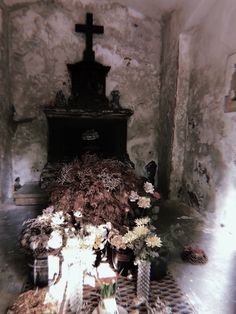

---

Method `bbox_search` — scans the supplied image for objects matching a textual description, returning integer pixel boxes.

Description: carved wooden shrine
[43,13,133,162]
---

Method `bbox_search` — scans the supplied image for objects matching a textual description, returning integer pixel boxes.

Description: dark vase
[111,246,135,276]
[93,248,106,267]
[27,254,48,287]
[150,246,169,281]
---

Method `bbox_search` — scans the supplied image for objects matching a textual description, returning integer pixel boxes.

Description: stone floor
[0,200,235,314]
[159,201,236,314]
[0,203,42,314]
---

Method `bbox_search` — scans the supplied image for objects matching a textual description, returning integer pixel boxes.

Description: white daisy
[133,225,149,237]
[135,217,151,226]
[146,235,162,248]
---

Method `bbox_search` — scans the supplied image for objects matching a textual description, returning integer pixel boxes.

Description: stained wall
[157,12,180,198]
[165,0,236,217]
[0,3,14,202]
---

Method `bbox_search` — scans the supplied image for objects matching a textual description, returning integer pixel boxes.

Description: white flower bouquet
[122,217,162,262]
[19,206,110,257]
[129,182,161,223]
[108,217,162,262]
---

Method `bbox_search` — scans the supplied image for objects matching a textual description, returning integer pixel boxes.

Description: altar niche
[44,12,133,162]
[47,115,129,162]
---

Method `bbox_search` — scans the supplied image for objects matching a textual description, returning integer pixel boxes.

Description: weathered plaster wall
[157,12,179,198]
[169,33,191,199]
[0,4,13,202]
[166,0,236,214]
[7,0,161,186]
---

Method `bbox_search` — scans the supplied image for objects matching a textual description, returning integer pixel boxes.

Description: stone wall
[157,12,180,198]
[166,0,236,215]
[0,4,13,202]
[6,0,161,189]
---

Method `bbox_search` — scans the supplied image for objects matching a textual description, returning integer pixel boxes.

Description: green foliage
[99,281,117,299]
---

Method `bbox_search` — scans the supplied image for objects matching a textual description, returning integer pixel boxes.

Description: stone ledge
[13,181,48,206]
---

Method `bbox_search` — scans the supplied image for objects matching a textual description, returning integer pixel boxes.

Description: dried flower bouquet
[48,154,142,227]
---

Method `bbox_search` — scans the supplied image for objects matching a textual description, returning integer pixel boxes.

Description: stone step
[13,182,48,206]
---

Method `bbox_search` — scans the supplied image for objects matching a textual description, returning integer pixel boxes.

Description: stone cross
[75,12,104,61]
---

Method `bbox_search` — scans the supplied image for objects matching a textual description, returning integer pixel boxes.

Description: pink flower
[129,191,139,202]
[137,197,151,208]
[153,191,161,200]
[144,182,154,194]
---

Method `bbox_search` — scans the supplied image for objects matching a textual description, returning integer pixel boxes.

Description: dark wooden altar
[44,12,133,162]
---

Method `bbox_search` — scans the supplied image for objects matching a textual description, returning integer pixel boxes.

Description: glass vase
[98,297,118,314]
[137,260,151,302]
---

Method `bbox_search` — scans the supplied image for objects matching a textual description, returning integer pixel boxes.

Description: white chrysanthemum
[29,237,41,250]
[48,231,63,249]
[144,182,154,194]
[85,224,96,234]
[79,241,91,249]
[146,235,162,248]
[66,237,80,248]
[93,235,105,250]
[110,234,126,249]
[97,224,109,237]
[37,215,51,223]
[51,211,64,225]
[137,196,151,208]
[83,233,97,248]
[135,217,150,226]
[74,210,82,218]
[43,206,54,215]
[133,225,149,237]
[129,191,139,202]
[106,222,112,231]
[123,230,139,243]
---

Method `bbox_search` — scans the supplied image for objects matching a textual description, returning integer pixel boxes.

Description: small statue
[14,177,22,191]
[55,90,67,107]
[110,90,121,109]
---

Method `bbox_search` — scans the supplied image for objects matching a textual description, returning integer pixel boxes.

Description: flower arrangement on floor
[109,217,162,263]
[20,205,109,258]
[20,155,164,292]
[20,158,163,276]
[18,154,165,313]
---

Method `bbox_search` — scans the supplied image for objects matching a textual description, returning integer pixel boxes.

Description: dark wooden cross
[75,12,104,61]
